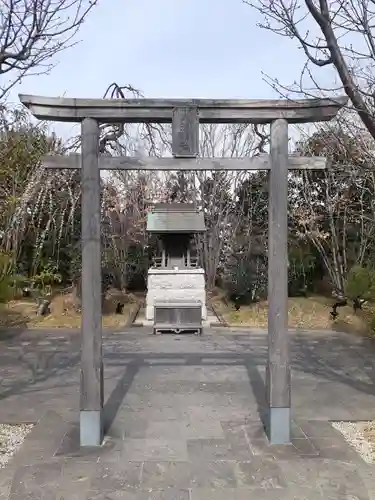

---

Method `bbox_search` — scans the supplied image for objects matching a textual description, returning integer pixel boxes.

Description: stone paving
[0,327,375,499]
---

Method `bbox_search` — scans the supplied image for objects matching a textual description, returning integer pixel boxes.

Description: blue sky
[7,0,336,140]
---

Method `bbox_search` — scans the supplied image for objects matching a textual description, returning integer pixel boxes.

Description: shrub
[0,251,15,303]
[222,253,266,304]
[288,246,316,297]
[31,262,62,296]
[345,265,375,301]
[0,276,13,303]
[369,312,375,333]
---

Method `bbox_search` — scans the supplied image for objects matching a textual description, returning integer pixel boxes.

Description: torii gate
[19,94,347,447]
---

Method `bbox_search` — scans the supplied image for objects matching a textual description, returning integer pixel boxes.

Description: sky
[6,0,337,141]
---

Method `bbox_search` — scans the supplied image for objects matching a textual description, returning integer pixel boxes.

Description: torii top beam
[19,94,348,124]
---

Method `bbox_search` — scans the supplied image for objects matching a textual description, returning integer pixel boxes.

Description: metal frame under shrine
[19,93,347,447]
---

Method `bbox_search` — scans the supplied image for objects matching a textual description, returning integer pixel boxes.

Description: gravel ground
[332,421,375,464]
[0,424,33,468]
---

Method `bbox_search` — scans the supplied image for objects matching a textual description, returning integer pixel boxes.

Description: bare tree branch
[0,0,99,99]
[245,0,375,139]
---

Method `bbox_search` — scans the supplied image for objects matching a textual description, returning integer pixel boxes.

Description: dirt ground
[0,288,139,330]
[210,290,373,335]
[1,287,372,336]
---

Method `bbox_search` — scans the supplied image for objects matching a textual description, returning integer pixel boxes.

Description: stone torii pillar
[80,117,103,446]
[267,118,290,443]
[19,94,347,446]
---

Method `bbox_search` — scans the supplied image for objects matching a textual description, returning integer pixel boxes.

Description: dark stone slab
[297,420,345,439]
[9,461,62,499]
[321,494,367,500]
[90,462,142,491]
[58,458,94,499]
[310,437,362,463]
[0,468,14,500]
[52,424,81,456]
[141,461,191,489]
[10,492,44,500]
[272,444,316,460]
[248,437,272,456]
[109,414,149,439]
[278,488,323,500]
[291,438,319,457]
[86,491,135,500]
[146,418,224,439]
[250,437,318,460]
[187,438,249,461]
[291,421,309,439]
[233,458,287,489]
[279,458,369,498]
[136,491,190,500]
[243,419,307,441]
[121,439,188,461]
[190,461,237,489]
[54,485,90,500]
[61,457,95,483]
[86,489,190,500]
[319,478,370,500]
[11,411,67,465]
[130,380,252,395]
[358,465,375,500]
[243,420,268,441]
[220,422,254,459]
[318,466,370,500]
[190,487,324,500]
[55,424,121,460]
[11,461,62,489]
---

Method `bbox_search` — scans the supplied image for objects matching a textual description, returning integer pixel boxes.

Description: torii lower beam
[41,153,327,171]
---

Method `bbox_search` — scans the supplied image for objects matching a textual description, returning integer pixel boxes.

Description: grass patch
[210,291,373,334]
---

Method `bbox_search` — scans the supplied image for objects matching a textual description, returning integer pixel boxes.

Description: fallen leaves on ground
[0,290,138,330]
[211,293,373,334]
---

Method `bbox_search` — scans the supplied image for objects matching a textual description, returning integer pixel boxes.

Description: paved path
[0,327,375,499]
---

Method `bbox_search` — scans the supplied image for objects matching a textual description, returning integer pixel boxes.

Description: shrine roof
[147,203,206,233]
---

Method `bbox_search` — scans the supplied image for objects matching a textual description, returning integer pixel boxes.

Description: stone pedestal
[146,268,207,321]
